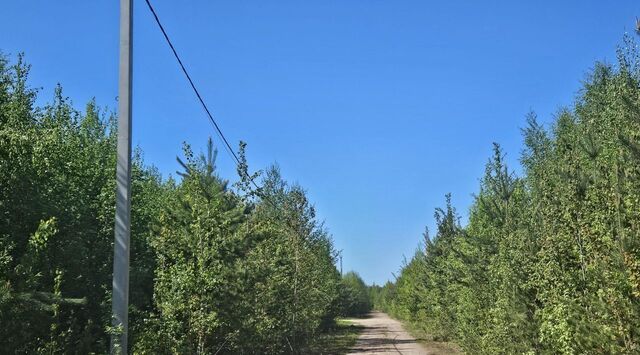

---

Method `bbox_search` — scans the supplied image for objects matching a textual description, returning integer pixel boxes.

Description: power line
[143,2,341,267]
[144,0,286,210]
[138,8,341,350]
[143,0,240,166]
[143,0,268,197]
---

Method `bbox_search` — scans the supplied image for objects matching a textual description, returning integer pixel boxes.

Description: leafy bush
[0,52,342,354]
[374,35,640,354]
[339,271,371,316]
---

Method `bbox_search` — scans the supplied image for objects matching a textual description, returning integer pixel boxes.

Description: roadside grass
[402,321,463,354]
[306,319,363,354]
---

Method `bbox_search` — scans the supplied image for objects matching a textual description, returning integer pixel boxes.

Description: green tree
[339,271,371,316]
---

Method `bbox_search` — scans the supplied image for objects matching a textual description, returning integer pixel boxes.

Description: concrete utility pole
[111,0,132,353]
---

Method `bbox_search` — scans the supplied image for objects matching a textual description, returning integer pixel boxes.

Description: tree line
[0,53,370,354]
[372,35,640,354]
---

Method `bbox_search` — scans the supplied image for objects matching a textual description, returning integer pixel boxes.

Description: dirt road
[344,312,459,355]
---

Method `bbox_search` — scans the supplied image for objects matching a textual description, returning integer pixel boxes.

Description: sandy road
[344,312,459,355]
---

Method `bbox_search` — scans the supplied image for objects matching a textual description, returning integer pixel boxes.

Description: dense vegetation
[338,271,371,317]
[6,31,640,355]
[374,36,640,354]
[0,53,346,353]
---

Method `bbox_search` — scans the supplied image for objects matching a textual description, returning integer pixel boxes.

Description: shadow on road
[345,312,461,354]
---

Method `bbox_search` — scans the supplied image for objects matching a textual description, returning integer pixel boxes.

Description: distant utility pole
[338,249,343,276]
[111,0,132,353]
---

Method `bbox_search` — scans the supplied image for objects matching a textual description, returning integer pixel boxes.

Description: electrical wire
[143,0,240,165]
[143,0,268,197]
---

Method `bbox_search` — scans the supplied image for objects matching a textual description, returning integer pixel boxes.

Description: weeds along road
[344,312,460,355]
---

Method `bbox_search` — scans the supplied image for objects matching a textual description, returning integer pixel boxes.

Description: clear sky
[2,1,639,285]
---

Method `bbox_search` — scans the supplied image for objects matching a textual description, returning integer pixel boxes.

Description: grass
[401,320,463,354]
[305,318,363,354]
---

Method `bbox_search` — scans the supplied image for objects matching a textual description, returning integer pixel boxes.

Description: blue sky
[2,1,639,285]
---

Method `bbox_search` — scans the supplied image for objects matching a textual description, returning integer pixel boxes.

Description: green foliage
[0,51,166,353]
[374,36,640,354]
[8,31,640,353]
[339,271,372,316]
[0,52,342,353]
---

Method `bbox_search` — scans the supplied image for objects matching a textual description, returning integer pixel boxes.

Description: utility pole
[338,249,343,276]
[111,0,132,353]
